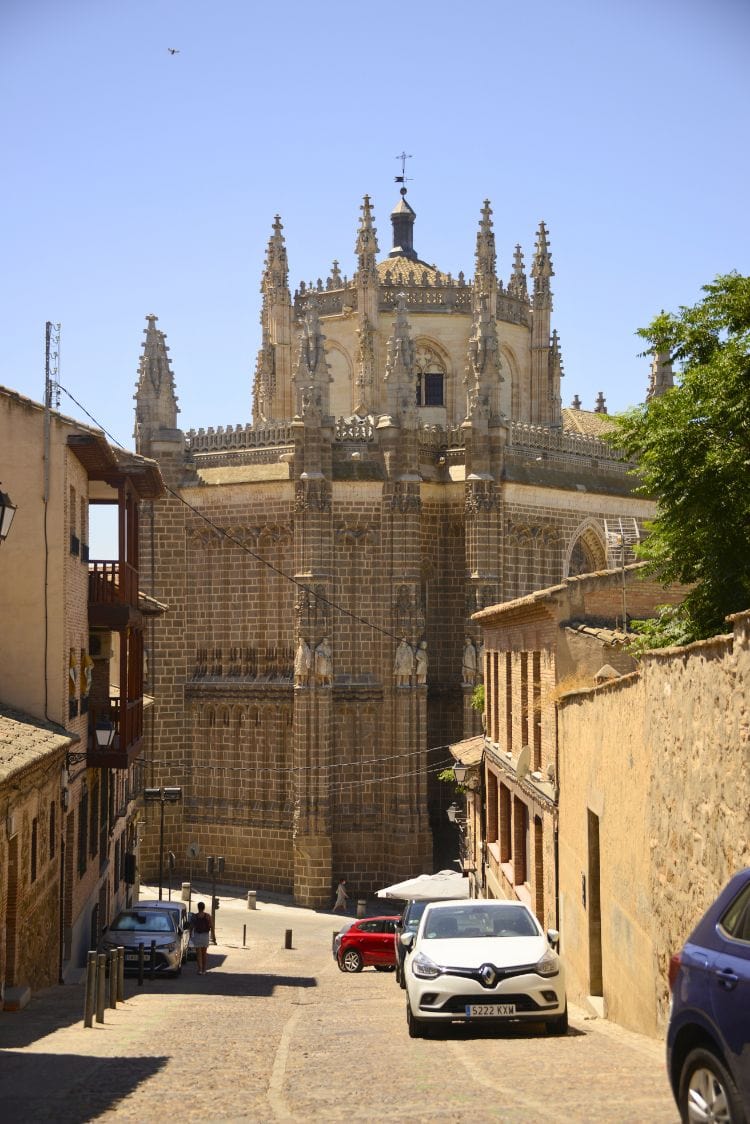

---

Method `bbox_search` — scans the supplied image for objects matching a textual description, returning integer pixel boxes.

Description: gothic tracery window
[415,345,445,407]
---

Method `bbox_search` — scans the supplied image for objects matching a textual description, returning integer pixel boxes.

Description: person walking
[332,878,349,914]
[190,901,215,974]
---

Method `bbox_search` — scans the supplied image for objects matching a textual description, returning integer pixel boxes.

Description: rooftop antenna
[45,321,61,411]
[395,150,413,192]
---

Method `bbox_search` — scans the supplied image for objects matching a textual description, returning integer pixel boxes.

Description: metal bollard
[83,951,97,1027]
[137,942,145,987]
[117,947,125,1002]
[108,950,117,1008]
[149,939,156,981]
[242,924,246,947]
[96,953,107,1023]
[246,890,257,910]
[356,899,366,918]
[284,929,293,949]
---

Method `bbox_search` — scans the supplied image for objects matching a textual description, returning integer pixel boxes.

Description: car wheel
[678,1046,744,1124]
[339,948,363,973]
[406,1000,429,1039]
[546,1007,568,1035]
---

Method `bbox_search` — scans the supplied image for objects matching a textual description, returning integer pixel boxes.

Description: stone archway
[564,519,607,578]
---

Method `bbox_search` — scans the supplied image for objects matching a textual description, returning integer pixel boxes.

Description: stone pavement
[0,885,679,1123]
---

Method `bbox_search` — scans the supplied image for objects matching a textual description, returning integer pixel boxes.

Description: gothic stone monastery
[134,188,656,906]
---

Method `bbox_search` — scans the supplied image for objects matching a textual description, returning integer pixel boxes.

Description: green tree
[615,272,750,641]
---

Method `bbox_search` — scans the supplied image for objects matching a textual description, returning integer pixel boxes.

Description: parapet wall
[558,610,750,1037]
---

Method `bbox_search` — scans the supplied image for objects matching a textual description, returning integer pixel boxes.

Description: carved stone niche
[295,584,330,640]
[465,479,497,515]
[295,478,332,514]
[388,480,421,514]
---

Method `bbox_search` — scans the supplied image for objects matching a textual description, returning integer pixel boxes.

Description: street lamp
[95,719,116,749]
[143,786,182,900]
[0,484,17,542]
[452,760,469,786]
[446,801,465,825]
[206,855,225,941]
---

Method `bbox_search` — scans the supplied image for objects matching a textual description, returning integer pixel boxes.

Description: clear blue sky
[2,0,748,454]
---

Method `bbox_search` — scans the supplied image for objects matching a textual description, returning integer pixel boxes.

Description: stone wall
[557,609,750,1037]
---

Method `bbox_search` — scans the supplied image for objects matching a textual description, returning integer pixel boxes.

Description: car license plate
[465,1003,516,1017]
[125,953,139,961]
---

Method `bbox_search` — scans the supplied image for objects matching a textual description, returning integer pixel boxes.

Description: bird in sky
[167,47,180,55]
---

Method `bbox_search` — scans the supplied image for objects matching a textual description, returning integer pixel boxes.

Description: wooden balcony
[86,694,144,769]
[88,560,141,628]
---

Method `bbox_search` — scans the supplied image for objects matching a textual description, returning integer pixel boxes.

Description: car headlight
[535,948,559,977]
[158,941,178,953]
[412,951,441,979]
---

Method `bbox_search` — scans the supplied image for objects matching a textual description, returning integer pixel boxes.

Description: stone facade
[557,609,750,1037]
[134,190,658,907]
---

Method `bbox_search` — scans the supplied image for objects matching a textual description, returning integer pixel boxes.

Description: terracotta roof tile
[0,705,77,783]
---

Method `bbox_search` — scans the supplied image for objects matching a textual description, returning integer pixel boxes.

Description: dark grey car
[99,908,185,975]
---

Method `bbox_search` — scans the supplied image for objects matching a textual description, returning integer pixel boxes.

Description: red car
[334,916,400,973]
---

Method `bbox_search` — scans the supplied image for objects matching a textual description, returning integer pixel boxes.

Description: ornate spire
[507,244,528,301]
[531,221,554,309]
[261,215,290,299]
[355,195,379,279]
[134,314,179,451]
[594,391,607,414]
[549,329,563,417]
[473,200,497,295]
[384,293,417,425]
[465,294,501,421]
[354,314,375,415]
[252,326,275,423]
[646,348,674,400]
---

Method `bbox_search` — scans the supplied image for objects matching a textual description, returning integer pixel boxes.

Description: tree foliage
[615,273,750,641]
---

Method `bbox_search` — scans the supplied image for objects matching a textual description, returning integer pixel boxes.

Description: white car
[402,899,567,1038]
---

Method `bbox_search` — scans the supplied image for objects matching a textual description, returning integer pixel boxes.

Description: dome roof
[376,256,450,286]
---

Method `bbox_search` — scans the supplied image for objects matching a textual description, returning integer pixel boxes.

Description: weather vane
[395,151,413,189]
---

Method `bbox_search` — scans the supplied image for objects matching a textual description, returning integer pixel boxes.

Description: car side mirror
[547,928,560,947]
[400,931,415,949]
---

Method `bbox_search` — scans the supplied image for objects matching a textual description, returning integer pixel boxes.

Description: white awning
[375,869,470,901]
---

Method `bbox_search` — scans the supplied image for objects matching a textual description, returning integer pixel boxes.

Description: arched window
[565,521,607,578]
[415,346,445,407]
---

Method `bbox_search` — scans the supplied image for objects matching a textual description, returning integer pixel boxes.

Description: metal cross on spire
[395,151,413,187]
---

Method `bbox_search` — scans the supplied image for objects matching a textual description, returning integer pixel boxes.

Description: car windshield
[110,912,176,932]
[405,901,428,931]
[423,904,538,939]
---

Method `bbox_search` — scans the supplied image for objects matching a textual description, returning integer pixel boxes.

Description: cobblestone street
[0,888,678,1123]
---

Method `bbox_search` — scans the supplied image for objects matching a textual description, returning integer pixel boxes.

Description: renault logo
[479,963,497,988]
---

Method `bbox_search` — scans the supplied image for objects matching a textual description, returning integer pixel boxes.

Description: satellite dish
[186,842,201,860]
[516,745,531,780]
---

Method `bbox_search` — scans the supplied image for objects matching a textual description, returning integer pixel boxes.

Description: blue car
[667,868,750,1123]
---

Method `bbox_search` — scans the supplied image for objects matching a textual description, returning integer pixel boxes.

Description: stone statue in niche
[462,637,477,685]
[394,637,413,686]
[314,636,332,686]
[415,640,428,686]
[294,637,312,686]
